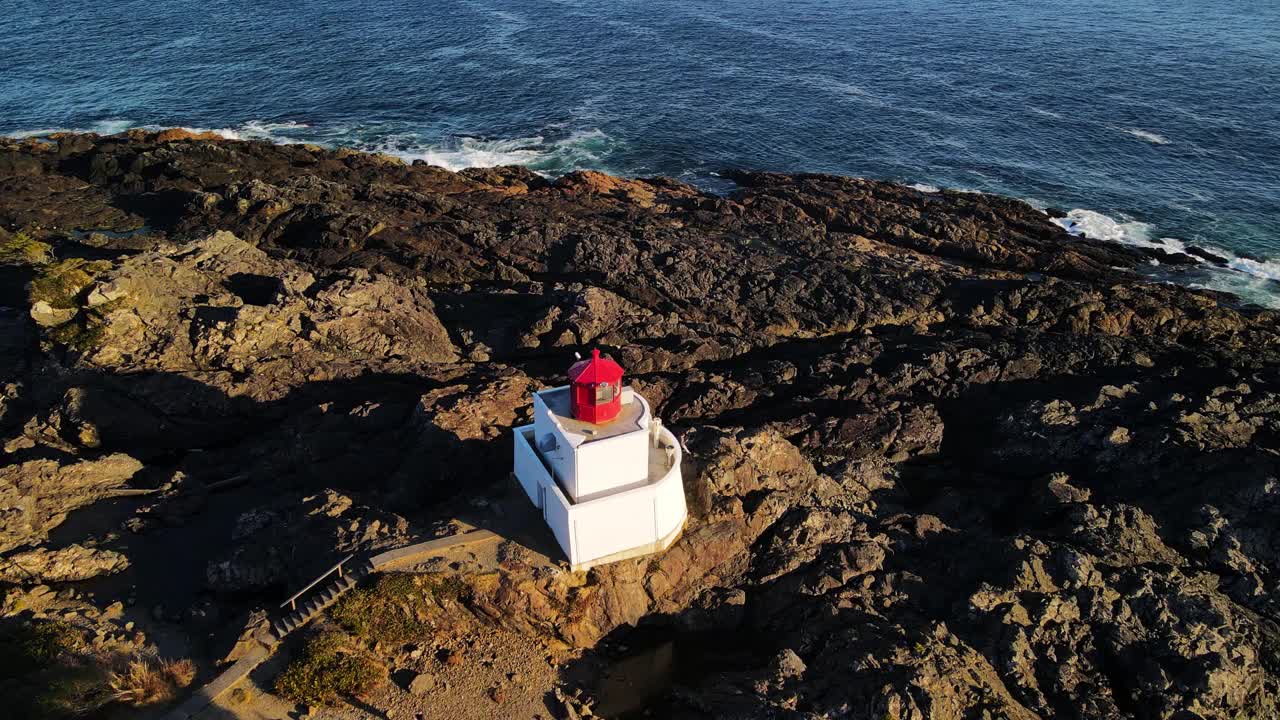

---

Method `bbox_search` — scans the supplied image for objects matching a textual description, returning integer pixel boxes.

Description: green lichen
[30,258,111,309]
[44,298,122,354]
[47,318,106,354]
[274,632,385,707]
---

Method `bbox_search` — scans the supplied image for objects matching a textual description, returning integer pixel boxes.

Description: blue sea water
[2,0,1278,304]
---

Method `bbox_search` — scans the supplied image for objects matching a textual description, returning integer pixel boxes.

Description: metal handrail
[280,553,355,611]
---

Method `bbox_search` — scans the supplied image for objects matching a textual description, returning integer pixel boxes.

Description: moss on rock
[29,258,111,309]
[0,230,53,266]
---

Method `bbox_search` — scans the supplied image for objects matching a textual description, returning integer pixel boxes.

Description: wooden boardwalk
[164,529,498,720]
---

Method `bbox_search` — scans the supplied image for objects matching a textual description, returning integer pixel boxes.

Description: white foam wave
[5,120,613,176]
[382,129,613,174]
[1226,255,1280,282]
[155,35,199,50]
[397,136,547,170]
[4,119,312,144]
[1123,128,1171,145]
[1030,107,1063,120]
[909,183,940,193]
[206,121,312,143]
[6,119,136,138]
[1189,274,1280,309]
[1055,209,1158,248]
[1056,207,1279,308]
[801,76,892,109]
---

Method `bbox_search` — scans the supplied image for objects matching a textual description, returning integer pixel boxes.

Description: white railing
[280,554,355,611]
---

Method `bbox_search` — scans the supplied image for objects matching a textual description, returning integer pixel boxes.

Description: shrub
[47,315,107,353]
[0,230,52,265]
[275,632,385,706]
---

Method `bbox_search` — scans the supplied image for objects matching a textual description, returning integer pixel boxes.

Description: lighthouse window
[594,382,616,404]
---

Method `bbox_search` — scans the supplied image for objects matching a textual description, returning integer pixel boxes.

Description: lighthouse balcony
[512,418,687,571]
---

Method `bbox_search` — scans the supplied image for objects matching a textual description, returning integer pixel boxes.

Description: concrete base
[571,517,686,573]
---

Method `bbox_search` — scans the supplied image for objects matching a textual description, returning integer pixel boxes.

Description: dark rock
[0,132,1277,719]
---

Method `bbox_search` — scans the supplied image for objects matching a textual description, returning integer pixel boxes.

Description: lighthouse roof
[568,348,624,385]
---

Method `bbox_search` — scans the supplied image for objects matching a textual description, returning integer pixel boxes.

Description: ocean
[2,0,1278,305]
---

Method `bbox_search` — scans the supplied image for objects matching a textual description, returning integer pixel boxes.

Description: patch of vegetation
[45,297,123,355]
[0,619,108,719]
[0,619,84,676]
[0,230,53,265]
[0,619,194,719]
[47,319,106,354]
[22,664,115,719]
[314,330,366,359]
[29,258,111,309]
[275,632,386,707]
[329,573,466,647]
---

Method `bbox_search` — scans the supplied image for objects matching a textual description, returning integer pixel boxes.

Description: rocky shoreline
[1,129,1278,719]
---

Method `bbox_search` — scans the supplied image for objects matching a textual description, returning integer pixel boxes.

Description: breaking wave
[4,121,616,176]
[208,120,313,143]
[370,129,616,175]
[1054,208,1280,308]
[6,119,136,138]
[3,119,313,144]
[1123,128,1172,145]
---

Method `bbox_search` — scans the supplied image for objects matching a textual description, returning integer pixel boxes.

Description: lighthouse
[513,350,687,571]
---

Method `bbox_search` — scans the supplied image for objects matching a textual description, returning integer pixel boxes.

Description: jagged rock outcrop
[0,543,129,583]
[206,489,410,593]
[80,230,458,400]
[0,454,143,553]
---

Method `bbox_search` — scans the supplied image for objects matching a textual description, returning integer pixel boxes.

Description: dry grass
[0,619,197,718]
[108,655,196,706]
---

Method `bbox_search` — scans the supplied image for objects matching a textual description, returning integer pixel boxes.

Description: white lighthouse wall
[570,484,664,562]
[653,460,688,537]
[513,426,546,506]
[513,423,687,570]
[532,392,576,492]
[572,431,650,502]
[543,478,576,561]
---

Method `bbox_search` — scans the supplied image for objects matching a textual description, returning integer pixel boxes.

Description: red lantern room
[568,349,625,424]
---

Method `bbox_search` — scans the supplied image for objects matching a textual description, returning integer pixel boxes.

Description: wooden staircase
[262,555,371,646]
[263,556,371,645]
[168,529,497,720]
